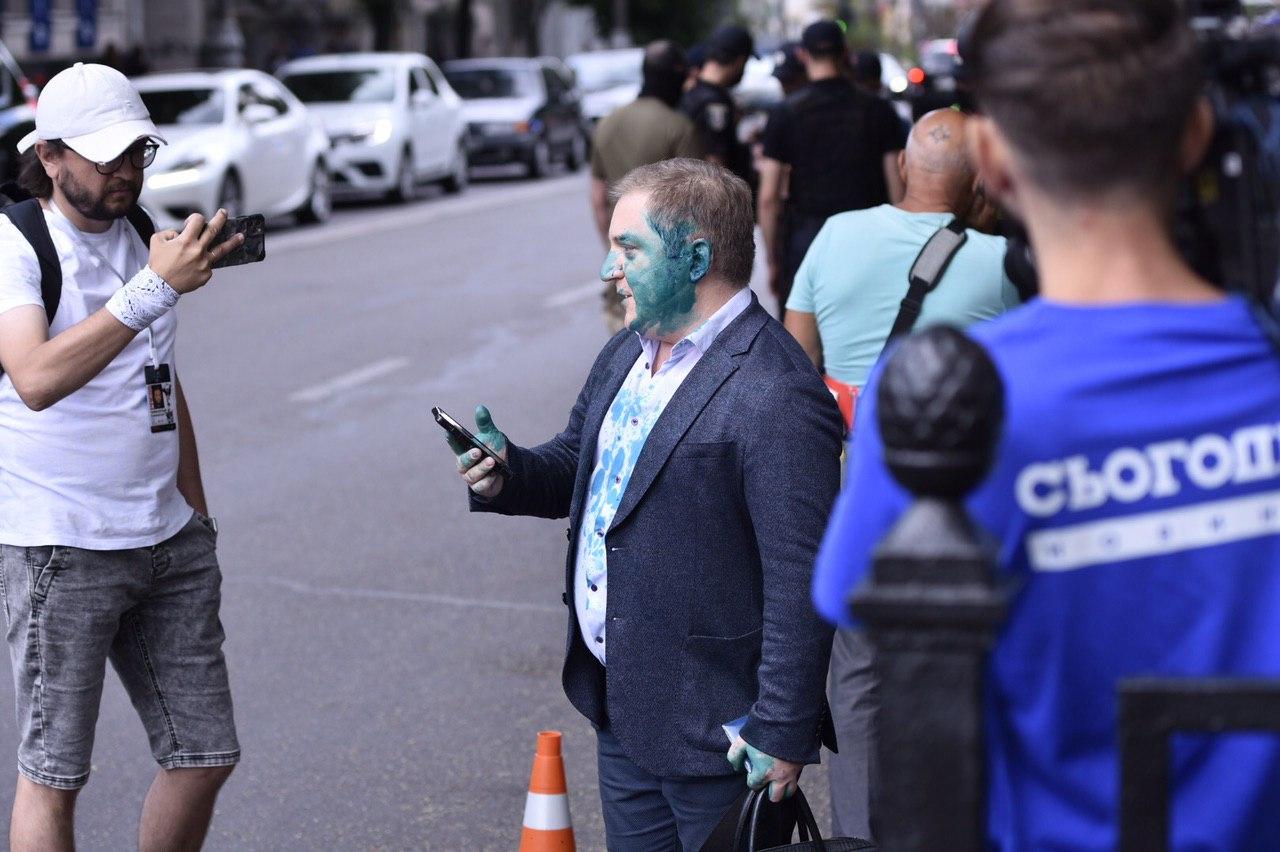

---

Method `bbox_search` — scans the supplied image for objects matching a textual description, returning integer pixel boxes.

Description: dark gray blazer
[473,295,842,777]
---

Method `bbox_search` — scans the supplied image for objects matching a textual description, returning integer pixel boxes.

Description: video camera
[1003,0,1280,315]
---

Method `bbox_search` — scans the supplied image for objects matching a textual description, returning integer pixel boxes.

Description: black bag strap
[734,787,827,852]
[792,789,824,844]
[2,198,61,327]
[731,789,757,850]
[125,205,155,247]
[887,217,968,343]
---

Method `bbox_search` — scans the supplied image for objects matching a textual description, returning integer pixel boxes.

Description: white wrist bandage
[105,266,180,331]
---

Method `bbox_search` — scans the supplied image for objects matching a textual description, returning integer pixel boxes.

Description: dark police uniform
[682,80,755,191]
[762,78,907,304]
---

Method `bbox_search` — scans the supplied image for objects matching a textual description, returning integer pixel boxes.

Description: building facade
[0,0,592,81]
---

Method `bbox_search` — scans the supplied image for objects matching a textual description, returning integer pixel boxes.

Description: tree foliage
[356,0,401,51]
[568,0,729,49]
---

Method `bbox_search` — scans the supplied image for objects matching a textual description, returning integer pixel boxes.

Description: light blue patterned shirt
[575,287,752,664]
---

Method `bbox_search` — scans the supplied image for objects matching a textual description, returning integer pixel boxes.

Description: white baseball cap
[17,62,165,162]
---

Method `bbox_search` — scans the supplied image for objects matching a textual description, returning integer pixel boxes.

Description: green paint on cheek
[626,216,701,336]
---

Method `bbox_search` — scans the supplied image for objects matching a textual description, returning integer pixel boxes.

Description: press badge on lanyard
[50,201,177,434]
[137,283,176,433]
[145,361,175,432]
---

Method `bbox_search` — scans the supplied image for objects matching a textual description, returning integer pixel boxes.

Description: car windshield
[280,69,396,104]
[445,68,539,99]
[566,52,641,92]
[139,88,225,126]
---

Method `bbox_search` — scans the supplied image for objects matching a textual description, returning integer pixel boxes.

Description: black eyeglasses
[94,141,159,175]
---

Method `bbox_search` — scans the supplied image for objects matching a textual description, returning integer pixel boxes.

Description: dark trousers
[780,212,829,315]
[827,629,879,840]
[596,728,745,851]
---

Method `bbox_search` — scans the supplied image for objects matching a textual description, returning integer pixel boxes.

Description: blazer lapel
[569,336,640,527]
[608,299,769,532]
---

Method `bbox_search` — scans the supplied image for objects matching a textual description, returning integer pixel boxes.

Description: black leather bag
[702,786,876,852]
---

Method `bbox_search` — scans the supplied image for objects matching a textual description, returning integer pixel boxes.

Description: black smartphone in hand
[432,406,513,479]
[211,213,266,269]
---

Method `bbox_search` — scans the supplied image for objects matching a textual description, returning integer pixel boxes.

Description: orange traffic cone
[519,730,575,851]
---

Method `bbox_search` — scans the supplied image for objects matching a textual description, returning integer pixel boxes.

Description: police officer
[773,41,808,97]
[681,24,756,190]
[758,21,907,313]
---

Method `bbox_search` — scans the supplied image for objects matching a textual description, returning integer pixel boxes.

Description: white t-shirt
[0,203,190,549]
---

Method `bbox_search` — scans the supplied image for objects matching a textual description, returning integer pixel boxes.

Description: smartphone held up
[210,213,266,269]
[432,406,514,480]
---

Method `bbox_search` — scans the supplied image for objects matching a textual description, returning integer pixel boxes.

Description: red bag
[823,375,860,432]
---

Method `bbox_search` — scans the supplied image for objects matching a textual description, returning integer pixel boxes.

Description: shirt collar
[638,287,753,362]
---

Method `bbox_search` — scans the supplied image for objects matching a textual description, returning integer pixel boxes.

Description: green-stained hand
[450,404,509,499]
[727,736,802,803]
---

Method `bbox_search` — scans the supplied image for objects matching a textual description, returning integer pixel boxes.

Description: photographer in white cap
[0,63,244,851]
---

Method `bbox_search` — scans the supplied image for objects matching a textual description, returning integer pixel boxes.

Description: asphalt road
[0,167,832,850]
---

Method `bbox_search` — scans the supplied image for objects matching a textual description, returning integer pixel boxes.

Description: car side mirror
[411,89,434,108]
[241,103,278,124]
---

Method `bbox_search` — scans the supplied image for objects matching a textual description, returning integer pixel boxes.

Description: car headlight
[146,158,208,190]
[334,118,395,146]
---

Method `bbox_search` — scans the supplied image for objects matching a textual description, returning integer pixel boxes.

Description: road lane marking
[289,357,410,404]
[225,575,561,614]
[544,281,602,308]
[269,174,585,255]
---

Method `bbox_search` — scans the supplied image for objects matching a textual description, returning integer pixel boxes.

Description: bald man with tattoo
[782,108,1021,840]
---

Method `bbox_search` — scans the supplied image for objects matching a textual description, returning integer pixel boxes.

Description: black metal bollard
[849,326,1014,852]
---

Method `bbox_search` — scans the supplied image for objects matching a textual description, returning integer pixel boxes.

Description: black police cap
[707,24,757,61]
[802,20,847,56]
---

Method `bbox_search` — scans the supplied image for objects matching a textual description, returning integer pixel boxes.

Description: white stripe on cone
[523,792,572,831]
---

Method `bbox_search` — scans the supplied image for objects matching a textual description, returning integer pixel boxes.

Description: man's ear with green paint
[689,238,712,283]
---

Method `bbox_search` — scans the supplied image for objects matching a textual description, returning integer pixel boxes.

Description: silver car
[565,48,643,124]
[135,69,333,228]
[0,37,39,184]
[277,52,469,202]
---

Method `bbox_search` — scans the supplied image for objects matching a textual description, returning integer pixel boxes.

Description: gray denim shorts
[0,512,239,790]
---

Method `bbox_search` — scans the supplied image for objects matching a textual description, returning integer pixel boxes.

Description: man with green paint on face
[446,158,843,850]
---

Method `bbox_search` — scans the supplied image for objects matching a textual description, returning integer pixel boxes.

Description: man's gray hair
[610,158,755,287]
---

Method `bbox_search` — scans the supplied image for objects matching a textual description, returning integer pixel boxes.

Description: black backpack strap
[2,198,61,326]
[0,181,31,204]
[124,205,155,247]
[887,218,968,343]
[0,202,154,336]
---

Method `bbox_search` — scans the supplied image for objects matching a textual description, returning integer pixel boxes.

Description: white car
[277,52,468,202]
[565,48,643,124]
[135,70,332,228]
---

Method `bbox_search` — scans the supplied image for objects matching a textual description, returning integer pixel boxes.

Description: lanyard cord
[47,200,161,369]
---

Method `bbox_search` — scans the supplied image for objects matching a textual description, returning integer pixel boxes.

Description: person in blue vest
[811,0,1280,849]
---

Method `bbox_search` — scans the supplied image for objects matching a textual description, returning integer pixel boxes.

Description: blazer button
[565,527,571,541]
[561,592,569,606]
